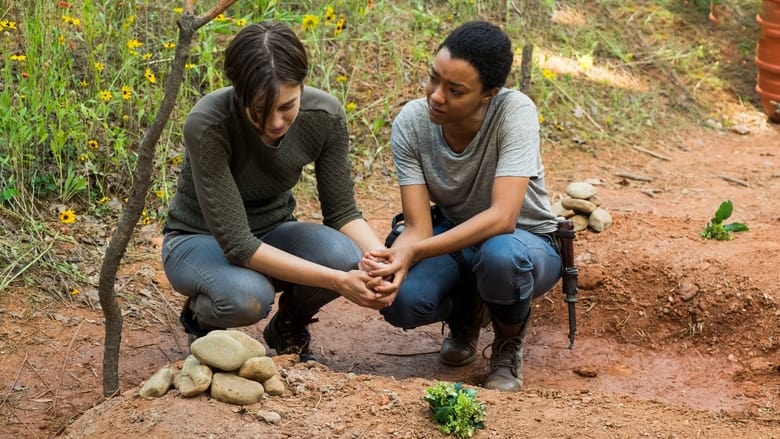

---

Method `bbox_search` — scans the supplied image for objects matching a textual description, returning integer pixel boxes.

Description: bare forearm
[245,243,345,290]
[339,218,385,253]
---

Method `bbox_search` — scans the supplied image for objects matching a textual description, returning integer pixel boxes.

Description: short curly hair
[438,21,512,91]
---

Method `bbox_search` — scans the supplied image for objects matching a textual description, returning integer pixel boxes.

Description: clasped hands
[342,246,412,311]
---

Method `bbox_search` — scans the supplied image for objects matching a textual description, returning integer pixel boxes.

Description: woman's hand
[336,269,395,310]
[362,246,414,295]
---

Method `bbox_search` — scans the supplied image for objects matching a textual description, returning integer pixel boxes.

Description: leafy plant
[701,200,748,240]
[423,382,486,439]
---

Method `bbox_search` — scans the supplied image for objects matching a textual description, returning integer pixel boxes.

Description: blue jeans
[381,218,562,329]
[161,221,362,329]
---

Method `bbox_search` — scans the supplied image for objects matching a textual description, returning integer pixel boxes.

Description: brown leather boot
[483,321,526,392]
[439,298,491,367]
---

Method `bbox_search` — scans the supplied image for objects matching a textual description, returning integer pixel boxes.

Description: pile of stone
[138,330,286,405]
[551,181,613,233]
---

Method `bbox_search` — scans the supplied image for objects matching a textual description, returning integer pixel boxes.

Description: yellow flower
[538,115,545,124]
[302,14,319,31]
[141,52,153,60]
[88,139,99,149]
[79,153,89,162]
[145,68,156,84]
[0,20,17,31]
[185,63,196,70]
[121,85,132,100]
[215,14,228,22]
[345,102,357,112]
[542,68,557,81]
[69,17,81,27]
[70,288,80,296]
[163,42,176,49]
[59,209,76,224]
[127,39,144,50]
[99,90,112,101]
[334,17,346,36]
[173,7,184,14]
[79,80,88,87]
[235,18,247,27]
[336,75,347,83]
[324,7,336,23]
[10,54,26,61]
[94,62,104,72]
[170,155,183,165]
[58,35,66,46]
[97,196,110,205]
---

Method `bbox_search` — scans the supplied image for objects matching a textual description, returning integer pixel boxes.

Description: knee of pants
[380,292,439,329]
[205,278,276,328]
[474,241,534,304]
[266,222,362,272]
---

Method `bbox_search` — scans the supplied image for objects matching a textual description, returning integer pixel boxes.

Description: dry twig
[718,174,750,187]
[631,145,672,161]
[614,172,653,182]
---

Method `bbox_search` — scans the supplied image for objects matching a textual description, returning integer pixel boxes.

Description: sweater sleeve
[184,117,262,265]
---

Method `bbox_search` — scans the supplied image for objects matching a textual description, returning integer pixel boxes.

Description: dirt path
[1,125,779,438]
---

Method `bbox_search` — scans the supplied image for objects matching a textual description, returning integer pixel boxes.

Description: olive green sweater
[165,86,362,266]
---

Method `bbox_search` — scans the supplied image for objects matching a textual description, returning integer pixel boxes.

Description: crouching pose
[365,21,562,391]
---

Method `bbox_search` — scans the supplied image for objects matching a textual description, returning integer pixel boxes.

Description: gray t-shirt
[391,88,557,234]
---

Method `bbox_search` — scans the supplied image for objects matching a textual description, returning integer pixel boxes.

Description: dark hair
[224,21,308,128]
[438,21,512,91]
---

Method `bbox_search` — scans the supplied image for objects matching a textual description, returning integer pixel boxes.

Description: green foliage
[701,200,749,241]
[424,382,486,438]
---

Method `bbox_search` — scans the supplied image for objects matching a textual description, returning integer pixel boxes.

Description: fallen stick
[614,172,653,182]
[631,145,672,161]
[718,174,750,187]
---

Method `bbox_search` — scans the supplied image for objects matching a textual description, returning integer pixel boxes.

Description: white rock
[565,182,597,199]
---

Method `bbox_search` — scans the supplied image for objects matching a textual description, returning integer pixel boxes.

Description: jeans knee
[380,296,437,329]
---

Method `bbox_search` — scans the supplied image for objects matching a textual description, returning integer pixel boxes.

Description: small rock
[704,119,723,131]
[191,331,249,371]
[263,375,286,396]
[571,214,589,232]
[215,330,267,358]
[678,279,699,302]
[256,410,282,424]
[239,356,276,383]
[139,367,175,398]
[210,373,264,405]
[561,198,598,215]
[578,265,605,290]
[729,124,750,135]
[565,182,598,199]
[588,208,613,232]
[551,200,575,218]
[174,355,213,397]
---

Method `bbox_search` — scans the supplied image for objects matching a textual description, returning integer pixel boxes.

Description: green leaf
[724,222,749,232]
[713,200,733,224]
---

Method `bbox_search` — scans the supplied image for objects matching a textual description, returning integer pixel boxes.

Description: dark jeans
[161,221,361,329]
[380,218,562,329]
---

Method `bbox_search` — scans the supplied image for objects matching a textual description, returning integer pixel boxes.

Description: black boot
[483,320,526,391]
[263,304,319,363]
[439,295,491,367]
[179,297,224,345]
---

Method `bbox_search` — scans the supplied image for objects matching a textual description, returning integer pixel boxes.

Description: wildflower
[70,287,80,296]
[10,54,26,62]
[170,155,183,165]
[79,153,89,162]
[336,75,347,83]
[163,42,176,49]
[57,1,72,8]
[538,115,545,124]
[141,52,153,60]
[124,15,136,29]
[97,196,110,205]
[88,139,99,149]
[235,18,247,27]
[324,7,336,23]
[334,18,346,36]
[140,209,152,225]
[0,20,17,31]
[59,209,76,224]
[94,62,105,72]
[345,102,357,112]
[542,68,557,80]
[302,14,320,31]
[185,63,196,70]
[144,68,157,84]
[215,14,228,22]
[69,17,81,27]
[80,80,88,87]
[155,189,166,200]
[121,85,132,100]
[58,35,66,46]
[173,7,184,14]
[127,39,144,50]
[99,90,112,101]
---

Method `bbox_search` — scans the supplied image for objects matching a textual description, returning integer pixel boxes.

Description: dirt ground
[1,123,779,438]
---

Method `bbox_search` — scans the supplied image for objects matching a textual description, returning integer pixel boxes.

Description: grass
[0,0,766,298]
